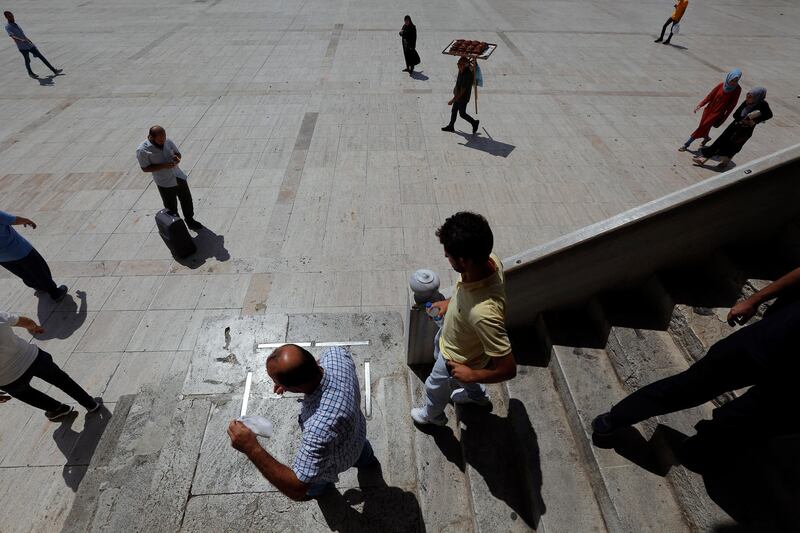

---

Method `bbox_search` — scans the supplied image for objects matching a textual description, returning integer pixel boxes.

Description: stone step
[548,344,689,532]
[456,383,538,533]
[505,365,608,533]
[605,326,735,531]
[61,394,136,533]
[62,351,191,533]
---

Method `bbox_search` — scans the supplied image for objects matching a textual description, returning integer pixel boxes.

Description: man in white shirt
[0,312,100,421]
[136,125,203,230]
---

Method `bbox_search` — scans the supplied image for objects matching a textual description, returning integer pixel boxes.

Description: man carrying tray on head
[442,57,479,135]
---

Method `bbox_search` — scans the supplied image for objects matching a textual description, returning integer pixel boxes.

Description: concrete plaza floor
[1,0,799,530]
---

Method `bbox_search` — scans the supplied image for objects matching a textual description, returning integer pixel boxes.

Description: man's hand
[0,394,11,404]
[429,299,449,318]
[694,105,701,113]
[172,154,181,163]
[27,323,45,335]
[446,361,478,383]
[447,99,454,106]
[14,217,36,229]
[273,383,286,395]
[727,299,758,326]
[228,420,260,455]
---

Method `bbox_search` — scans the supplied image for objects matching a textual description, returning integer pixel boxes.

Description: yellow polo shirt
[439,253,512,369]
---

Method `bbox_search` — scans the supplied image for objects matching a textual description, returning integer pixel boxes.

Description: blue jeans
[420,330,487,419]
[305,439,376,498]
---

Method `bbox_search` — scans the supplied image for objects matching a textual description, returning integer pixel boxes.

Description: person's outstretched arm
[728,265,800,325]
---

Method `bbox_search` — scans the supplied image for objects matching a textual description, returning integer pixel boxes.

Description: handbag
[672,22,680,34]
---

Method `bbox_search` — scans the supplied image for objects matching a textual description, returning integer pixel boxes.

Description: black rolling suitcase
[155,209,196,258]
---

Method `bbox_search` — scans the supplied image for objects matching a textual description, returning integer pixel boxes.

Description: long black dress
[700,100,773,159]
[400,24,420,68]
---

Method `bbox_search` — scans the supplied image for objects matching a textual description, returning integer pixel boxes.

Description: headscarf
[742,87,767,118]
[723,68,742,93]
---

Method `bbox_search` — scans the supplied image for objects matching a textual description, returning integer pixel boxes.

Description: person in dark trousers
[0,312,101,421]
[0,210,67,301]
[442,57,479,135]
[399,15,420,76]
[654,0,688,45]
[693,87,772,169]
[4,11,62,78]
[136,125,203,230]
[592,263,800,464]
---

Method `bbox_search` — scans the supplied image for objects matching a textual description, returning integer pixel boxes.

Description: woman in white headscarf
[693,87,772,169]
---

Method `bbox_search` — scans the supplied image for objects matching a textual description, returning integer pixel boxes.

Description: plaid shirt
[292,346,366,484]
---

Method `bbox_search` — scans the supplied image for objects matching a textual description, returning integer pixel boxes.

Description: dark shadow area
[542,304,609,349]
[599,282,674,331]
[508,325,551,367]
[458,399,544,529]
[317,462,426,532]
[660,260,745,309]
[34,290,87,341]
[37,74,55,86]
[52,403,113,491]
[593,390,800,531]
[669,43,689,50]
[455,128,515,157]
[413,422,465,471]
[410,71,429,81]
[175,227,230,269]
[692,158,738,173]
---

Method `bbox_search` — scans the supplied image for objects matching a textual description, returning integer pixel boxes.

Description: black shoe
[50,285,68,302]
[402,67,410,72]
[663,39,671,45]
[46,404,75,421]
[441,125,455,132]
[472,120,480,135]
[87,397,104,414]
[28,72,38,78]
[654,38,663,43]
[53,68,63,75]
[591,413,617,436]
[185,218,203,231]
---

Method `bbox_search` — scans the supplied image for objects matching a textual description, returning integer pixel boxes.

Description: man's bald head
[148,125,166,145]
[267,344,320,390]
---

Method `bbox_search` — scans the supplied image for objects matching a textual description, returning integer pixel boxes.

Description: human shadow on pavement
[317,462,426,532]
[175,227,230,269]
[421,399,543,529]
[410,71,429,81]
[455,129,515,158]
[594,411,800,530]
[52,403,113,491]
[34,290,87,341]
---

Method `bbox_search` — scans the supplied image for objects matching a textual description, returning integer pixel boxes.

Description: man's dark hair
[148,125,164,137]
[436,211,493,263]
[268,345,319,387]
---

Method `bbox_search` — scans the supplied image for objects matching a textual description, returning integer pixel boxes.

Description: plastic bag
[475,63,484,87]
[240,415,274,437]
[672,22,680,35]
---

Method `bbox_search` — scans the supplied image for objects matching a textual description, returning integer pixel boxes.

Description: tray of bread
[442,39,497,60]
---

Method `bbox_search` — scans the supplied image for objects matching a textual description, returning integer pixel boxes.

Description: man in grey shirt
[136,125,203,230]
[4,11,62,79]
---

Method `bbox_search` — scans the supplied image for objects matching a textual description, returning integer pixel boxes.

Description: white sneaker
[410,407,447,426]
[450,388,491,406]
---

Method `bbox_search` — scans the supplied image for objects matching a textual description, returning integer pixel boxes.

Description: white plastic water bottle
[425,302,444,328]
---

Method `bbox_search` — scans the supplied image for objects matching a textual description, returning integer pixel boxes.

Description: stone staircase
[59,223,800,533]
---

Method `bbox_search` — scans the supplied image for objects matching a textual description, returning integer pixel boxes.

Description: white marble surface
[1,0,800,530]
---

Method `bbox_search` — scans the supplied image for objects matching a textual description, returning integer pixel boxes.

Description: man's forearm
[246,445,307,500]
[748,266,800,305]
[467,356,517,384]
[142,163,173,172]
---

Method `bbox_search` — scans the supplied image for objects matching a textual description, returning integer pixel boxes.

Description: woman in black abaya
[400,15,420,76]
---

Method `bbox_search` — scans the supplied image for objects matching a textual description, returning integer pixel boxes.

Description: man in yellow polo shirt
[411,212,517,426]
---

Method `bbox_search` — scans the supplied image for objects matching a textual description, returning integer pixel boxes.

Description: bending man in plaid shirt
[228,344,376,500]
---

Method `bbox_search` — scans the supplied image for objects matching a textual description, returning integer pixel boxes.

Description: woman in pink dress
[679,69,742,152]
